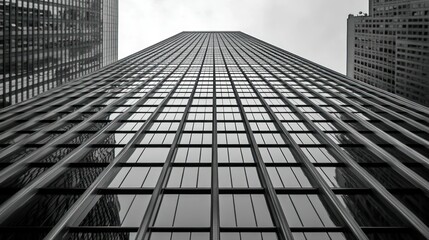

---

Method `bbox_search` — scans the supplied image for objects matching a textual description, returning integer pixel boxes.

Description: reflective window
[149,232,209,240]
[126,148,170,163]
[220,232,278,240]
[267,167,312,188]
[259,147,296,163]
[81,194,150,227]
[109,167,162,188]
[220,194,273,227]
[218,148,254,163]
[174,148,212,163]
[301,148,338,163]
[292,232,347,240]
[167,167,211,188]
[154,194,210,227]
[278,194,339,227]
[219,167,261,188]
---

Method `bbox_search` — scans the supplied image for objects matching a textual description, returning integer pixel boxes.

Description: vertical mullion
[43,32,208,240]
[0,33,194,147]
[215,33,294,240]
[211,33,220,240]
[241,32,429,118]
[134,33,211,240]
[240,32,429,122]
[244,34,429,139]
[227,32,429,239]
[233,33,429,193]
[0,33,200,186]
[218,32,369,240]
[0,32,203,224]
[1,0,5,107]
[0,32,189,121]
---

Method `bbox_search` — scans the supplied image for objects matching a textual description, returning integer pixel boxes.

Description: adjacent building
[347,0,429,106]
[0,0,119,108]
[0,32,429,240]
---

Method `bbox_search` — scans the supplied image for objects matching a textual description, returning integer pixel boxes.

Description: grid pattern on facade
[0,32,429,240]
[0,0,119,108]
[347,0,429,106]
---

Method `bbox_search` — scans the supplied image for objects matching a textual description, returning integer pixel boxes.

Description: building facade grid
[0,0,119,107]
[347,0,429,106]
[0,32,428,240]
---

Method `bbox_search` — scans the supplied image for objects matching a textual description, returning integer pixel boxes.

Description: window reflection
[259,147,295,163]
[154,194,210,227]
[109,167,161,188]
[126,148,170,163]
[220,232,278,240]
[219,167,261,188]
[278,194,339,227]
[174,147,212,163]
[218,147,254,163]
[220,194,273,227]
[149,232,209,240]
[69,232,136,240]
[167,167,211,188]
[267,167,312,188]
[336,194,406,226]
[81,194,150,227]
[292,232,347,240]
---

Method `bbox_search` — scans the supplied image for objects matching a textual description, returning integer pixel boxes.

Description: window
[109,167,162,188]
[126,147,170,163]
[220,232,278,240]
[267,167,312,188]
[80,194,151,227]
[278,194,338,227]
[154,194,210,227]
[220,194,273,227]
[259,147,296,163]
[167,167,211,188]
[218,148,254,163]
[150,232,209,240]
[301,148,338,163]
[219,167,260,188]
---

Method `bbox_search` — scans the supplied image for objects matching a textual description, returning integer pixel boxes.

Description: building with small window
[0,0,118,107]
[347,0,429,106]
[0,32,429,240]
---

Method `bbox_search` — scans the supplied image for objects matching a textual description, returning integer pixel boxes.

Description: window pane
[155,194,210,227]
[278,194,338,227]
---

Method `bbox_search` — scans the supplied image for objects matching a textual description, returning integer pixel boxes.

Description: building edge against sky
[0,0,118,108]
[0,32,428,240]
[347,0,429,107]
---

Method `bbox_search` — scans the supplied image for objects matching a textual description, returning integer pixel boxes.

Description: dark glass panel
[1,194,79,226]
[81,194,150,227]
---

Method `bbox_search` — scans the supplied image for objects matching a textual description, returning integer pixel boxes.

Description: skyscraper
[347,0,429,106]
[0,32,429,240]
[0,0,119,108]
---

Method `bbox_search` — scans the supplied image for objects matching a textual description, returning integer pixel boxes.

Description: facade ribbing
[0,0,119,108]
[0,32,429,240]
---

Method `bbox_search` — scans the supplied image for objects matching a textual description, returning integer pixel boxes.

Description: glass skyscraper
[0,32,428,240]
[0,0,119,108]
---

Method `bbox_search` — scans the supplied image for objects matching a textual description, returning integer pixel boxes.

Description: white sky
[118,0,368,74]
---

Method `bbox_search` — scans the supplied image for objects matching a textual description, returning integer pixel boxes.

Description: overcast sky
[118,0,367,74]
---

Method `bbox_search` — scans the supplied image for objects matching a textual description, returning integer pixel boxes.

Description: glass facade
[0,0,119,108]
[0,32,429,240]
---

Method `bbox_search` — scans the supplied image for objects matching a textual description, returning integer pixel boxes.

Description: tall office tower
[0,32,429,240]
[347,0,429,106]
[0,0,119,108]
